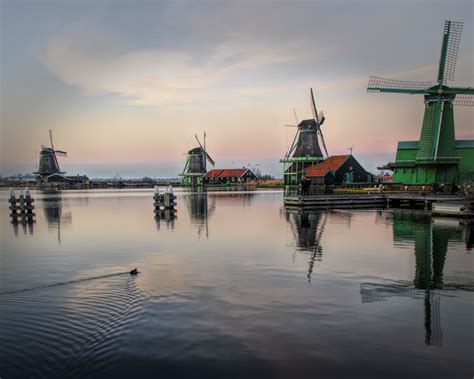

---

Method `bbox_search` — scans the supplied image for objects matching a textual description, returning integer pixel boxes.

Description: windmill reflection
[185,192,216,238]
[361,212,474,347]
[286,210,328,282]
[43,197,72,244]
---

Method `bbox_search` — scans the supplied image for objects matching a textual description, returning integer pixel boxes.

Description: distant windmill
[281,88,329,185]
[368,20,474,185]
[34,129,67,178]
[180,132,215,186]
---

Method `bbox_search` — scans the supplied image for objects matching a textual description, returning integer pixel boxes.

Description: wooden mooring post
[153,186,177,219]
[8,187,35,219]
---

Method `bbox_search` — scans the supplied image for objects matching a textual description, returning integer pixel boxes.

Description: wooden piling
[8,188,35,219]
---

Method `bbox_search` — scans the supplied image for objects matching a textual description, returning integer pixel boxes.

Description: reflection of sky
[1,1,473,177]
[1,190,473,377]
[1,190,472,288]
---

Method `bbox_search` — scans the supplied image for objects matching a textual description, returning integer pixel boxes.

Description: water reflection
[185,193,216,238]
[285,210,327,282]
[155,210,176,230]
[361,211,474,347]
[43,197,72,244]
[11,217,35,237]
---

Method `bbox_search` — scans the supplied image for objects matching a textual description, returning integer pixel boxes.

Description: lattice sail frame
[367,76,432,92]
[452,93,474,106]
[438,21,463,84]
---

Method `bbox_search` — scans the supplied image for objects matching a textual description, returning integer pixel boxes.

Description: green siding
[398,141,419,149]
[435,104,456,159]
[416,102,439,160]
[455,140,474,149]
[457,147,474,183]
[395,147,418,162]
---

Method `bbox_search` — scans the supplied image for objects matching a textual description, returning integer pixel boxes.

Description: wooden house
[304,155,372,185]
[204,168,257,184]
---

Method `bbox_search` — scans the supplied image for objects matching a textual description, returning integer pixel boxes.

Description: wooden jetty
[384,193,465,210]
[431,202,474,218]
[284,190,473,216]
[284,193,386,210]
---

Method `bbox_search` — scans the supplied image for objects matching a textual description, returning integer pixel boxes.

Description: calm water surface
[0,189,473,378]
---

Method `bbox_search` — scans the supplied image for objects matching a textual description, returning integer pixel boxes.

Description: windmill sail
[195,134,215,166]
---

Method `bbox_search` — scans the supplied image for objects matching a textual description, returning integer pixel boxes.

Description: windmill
[360,212,474,347]
[280,88,329,185]
[180,132,215,186]
[368,20,474,185]
[34,129,67,178]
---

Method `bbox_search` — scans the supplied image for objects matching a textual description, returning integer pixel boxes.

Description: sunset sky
[1,0,473,178]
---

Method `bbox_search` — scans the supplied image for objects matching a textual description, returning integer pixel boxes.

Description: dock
[284,191,473,216]
[284,193,386,210]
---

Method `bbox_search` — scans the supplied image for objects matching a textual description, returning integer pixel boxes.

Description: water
[0,189,473,378]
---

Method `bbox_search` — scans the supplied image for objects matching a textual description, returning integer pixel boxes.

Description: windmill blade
[194,134,204,149]
[293,108,299,125]
[52,151,60,173]
[452,93,474,106]
[318,129,329,158]
[181,154,191,174]
[286,129,300,158]
[206,152,215,166]
[437,21,463,84]
[195,133,214,165]
[310,88,319,122]
[55,150,67,157]
[49,129,54,150]
[318,111,325,125]
[367,76,432,94]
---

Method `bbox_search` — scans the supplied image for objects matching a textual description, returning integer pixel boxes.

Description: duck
[129,268,138,275]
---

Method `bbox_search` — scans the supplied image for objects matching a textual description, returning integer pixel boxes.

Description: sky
[1,0,473,178]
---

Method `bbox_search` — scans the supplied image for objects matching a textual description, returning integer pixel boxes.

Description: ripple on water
[0,273,146,378]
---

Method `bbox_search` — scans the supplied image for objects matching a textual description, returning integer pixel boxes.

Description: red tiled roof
[304,169,331,178]
[204,168,248,179]
[304,155,350,177]
[204,169,223,179]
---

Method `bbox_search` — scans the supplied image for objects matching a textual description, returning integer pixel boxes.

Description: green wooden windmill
[180,132,215,187]
[280,88,329,185]
[368,21,474,185]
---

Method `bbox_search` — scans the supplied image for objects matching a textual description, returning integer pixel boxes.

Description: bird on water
[129,268,138,275]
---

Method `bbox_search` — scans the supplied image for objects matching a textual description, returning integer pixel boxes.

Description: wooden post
[8,187,35,219]
[154,185,177,216]
[24,187,35,218]
[8,188,18,217]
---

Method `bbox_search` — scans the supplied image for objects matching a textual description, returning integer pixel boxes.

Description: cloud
[41,34,301,106]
